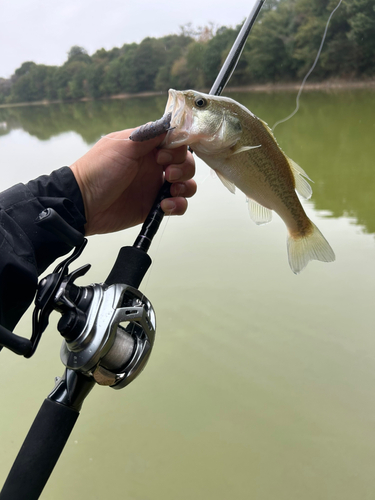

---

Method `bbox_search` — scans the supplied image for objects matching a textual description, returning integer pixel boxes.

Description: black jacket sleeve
[0,167,86,331]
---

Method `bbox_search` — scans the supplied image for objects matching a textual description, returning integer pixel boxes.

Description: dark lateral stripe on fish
[129,113,172,142]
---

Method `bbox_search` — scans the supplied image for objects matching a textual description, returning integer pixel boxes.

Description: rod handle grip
[0,399,79,500]
[105,246,152,288]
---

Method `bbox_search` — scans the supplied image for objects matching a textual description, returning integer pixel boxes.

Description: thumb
[126,129,167,159]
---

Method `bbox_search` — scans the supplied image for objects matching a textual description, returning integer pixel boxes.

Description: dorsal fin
[288,157,313,200]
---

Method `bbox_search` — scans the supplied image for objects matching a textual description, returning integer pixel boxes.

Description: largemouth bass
[161,89,335,274]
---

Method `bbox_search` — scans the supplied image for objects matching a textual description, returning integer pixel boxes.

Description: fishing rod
[133,0,266,251]
[0,2,265,499]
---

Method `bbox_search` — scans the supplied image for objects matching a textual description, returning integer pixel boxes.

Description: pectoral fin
[231,144,261,156]
[247,198,273,225]
[215,170,236,194]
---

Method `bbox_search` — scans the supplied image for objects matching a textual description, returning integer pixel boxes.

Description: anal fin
[247,198,272,225]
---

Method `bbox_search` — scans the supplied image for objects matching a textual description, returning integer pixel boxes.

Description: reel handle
[0,324,32,356]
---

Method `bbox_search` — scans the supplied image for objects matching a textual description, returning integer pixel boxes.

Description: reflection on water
[0,90,375,500]
[229,90,375,235]
[1,89,374,233]
[0,95,167,144]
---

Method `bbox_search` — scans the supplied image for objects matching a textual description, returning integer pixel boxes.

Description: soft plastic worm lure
[129,112,172,142]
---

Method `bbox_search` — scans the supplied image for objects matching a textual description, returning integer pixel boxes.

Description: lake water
[1,89,375,500]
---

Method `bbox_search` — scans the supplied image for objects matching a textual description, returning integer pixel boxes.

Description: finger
[169,179,197,199]
[102,128,167,160]
[160,179,197,216]
[164,153,195,183]
[156,145,188,166]
[160,197,188,216]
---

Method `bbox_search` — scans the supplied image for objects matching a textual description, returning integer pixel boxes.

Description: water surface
[1,90,375,500]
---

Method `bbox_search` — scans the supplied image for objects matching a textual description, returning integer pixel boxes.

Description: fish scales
[213,111,311,236]
[247,122,313,237]
[161,89,335,273]
[247,149,312,236]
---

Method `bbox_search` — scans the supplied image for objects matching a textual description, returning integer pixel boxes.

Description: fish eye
[194,97,207,109]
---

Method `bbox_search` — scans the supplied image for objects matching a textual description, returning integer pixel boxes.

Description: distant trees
[0,78,11,103]
[9,62,58,102]
[1,0,374,104]
[347,0,375,73]
[243,0,375,83]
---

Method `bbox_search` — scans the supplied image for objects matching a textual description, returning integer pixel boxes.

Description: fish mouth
[162,89,193,148]
[165,89,185,127]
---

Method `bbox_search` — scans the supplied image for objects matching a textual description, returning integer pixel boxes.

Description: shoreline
[225,79,375,93]
[1,79,374,109]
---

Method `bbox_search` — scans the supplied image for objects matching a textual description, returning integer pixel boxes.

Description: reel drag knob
[57,310,87,341]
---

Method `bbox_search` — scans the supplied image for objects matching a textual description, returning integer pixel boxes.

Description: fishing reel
[36,261,156,391]
[0,208,158,500]
[0,207,156,394]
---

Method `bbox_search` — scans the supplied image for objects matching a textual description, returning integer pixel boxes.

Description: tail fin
[287,221,335,274]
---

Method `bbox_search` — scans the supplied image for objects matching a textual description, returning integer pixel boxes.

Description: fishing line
[101,135,130,141]
[138,179,183,292]
[140,209,174,294]
[272,0,343,132]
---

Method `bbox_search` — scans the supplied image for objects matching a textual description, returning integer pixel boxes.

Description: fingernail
[157,151,173,164]
[171,183,186,197]
[168,167,183,181]
[162,199,176,213]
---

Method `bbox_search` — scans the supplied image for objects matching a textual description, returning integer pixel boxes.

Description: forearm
[0,167,86,330]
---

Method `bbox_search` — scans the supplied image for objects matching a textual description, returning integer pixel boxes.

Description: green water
[1,90,375,500]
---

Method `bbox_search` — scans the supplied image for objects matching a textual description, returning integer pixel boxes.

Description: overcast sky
[0,0,258,79]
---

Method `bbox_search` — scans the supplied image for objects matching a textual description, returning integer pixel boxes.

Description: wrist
[69,164,91,235]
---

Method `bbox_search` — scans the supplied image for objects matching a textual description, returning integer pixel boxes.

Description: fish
[161,89,335,274]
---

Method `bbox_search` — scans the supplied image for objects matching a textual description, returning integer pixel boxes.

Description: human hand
[70,128,196,236]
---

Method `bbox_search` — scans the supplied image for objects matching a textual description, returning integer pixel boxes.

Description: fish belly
[200,150,312,238]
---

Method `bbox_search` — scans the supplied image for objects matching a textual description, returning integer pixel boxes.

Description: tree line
[0,0,373,105]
